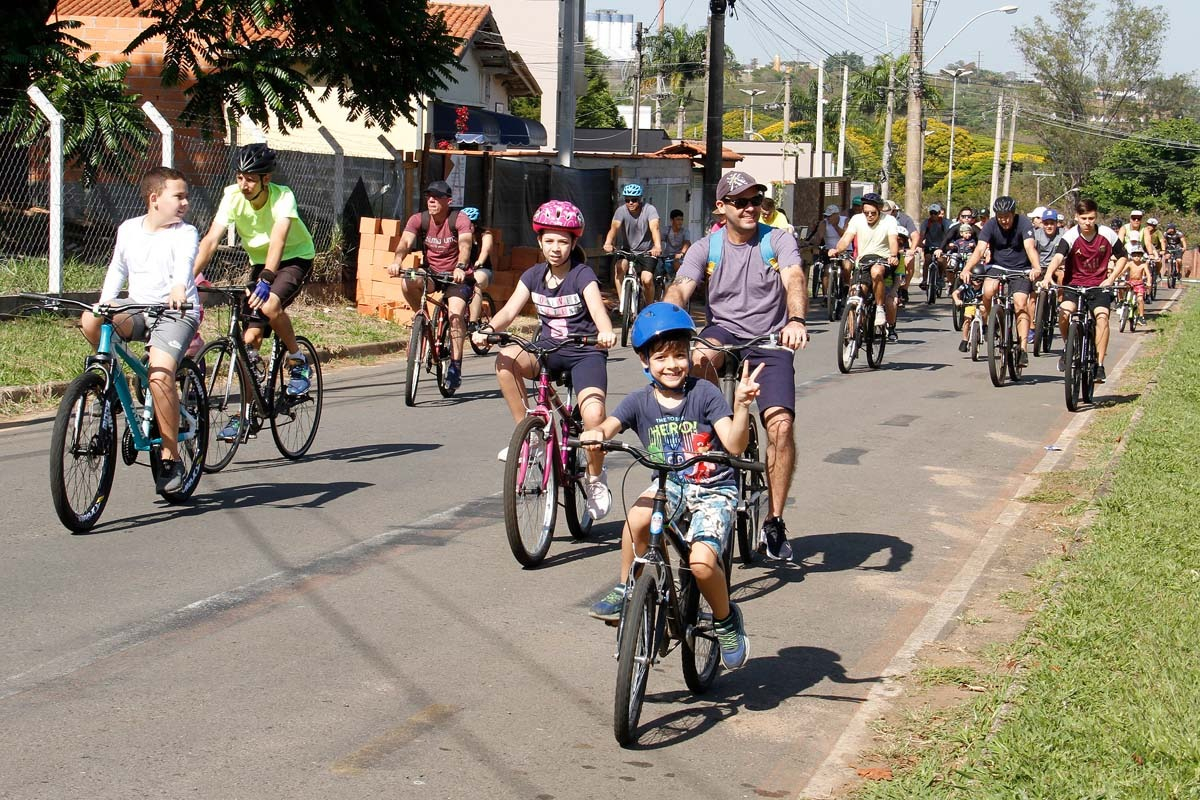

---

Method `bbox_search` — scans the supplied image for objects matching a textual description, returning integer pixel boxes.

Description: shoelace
[714,618,742,651]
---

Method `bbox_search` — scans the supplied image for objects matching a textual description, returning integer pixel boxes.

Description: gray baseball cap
[716,171,767,200]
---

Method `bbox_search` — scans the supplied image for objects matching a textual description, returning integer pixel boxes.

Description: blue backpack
[706,223,779,276]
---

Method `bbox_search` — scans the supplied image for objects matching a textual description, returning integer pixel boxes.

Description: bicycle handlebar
[401,268,476,286]
[565,437,766,475]
[691,332,795,354]
[481,331,599,351]
[1047,284,1116,297]
[20,293,194,315]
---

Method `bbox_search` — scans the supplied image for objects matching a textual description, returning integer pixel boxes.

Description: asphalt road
[0,291,1171,799]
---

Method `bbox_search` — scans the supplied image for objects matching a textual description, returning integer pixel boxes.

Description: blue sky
[589,0,1195,79]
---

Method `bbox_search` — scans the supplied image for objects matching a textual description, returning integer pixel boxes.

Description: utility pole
[989,94,1004,206]
[1033,171,1056,205]
[881,63,896,197]
[703,0,728,209]
[904,0,924,216]
[631,22,644,155]
[815,62,825,177]
[676,98,686,139]
[836,63,849,176]
[555,0,580,166]
[1003,98,1018,195]
[658,0,666,32]
[783,72,792,185]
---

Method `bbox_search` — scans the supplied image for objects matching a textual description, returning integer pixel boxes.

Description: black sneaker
[958,340,969,352]
[156,459,185,495]
[760,517,793,561]
[1095,365,1106,384]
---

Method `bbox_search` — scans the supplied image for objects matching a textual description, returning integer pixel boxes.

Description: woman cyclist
[472,200,617,519]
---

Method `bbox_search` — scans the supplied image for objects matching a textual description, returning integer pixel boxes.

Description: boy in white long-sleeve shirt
[81,166,200,495]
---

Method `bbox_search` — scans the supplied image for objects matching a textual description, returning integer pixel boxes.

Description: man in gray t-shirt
[665,170,809,562]
[603,184,662,305]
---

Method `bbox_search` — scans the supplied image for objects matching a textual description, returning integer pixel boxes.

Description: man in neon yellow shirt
[194,144,316,402]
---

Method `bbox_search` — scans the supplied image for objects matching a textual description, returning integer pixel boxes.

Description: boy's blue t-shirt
[612,379,736,487]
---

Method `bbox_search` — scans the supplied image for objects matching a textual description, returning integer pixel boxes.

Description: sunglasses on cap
[721,193,765,210]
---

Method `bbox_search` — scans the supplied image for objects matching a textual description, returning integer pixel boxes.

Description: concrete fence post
[317,126,345,244]
[141,101,173,168]
[26,85,64,294]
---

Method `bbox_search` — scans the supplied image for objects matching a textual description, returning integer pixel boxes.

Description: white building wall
[485,0,562,147]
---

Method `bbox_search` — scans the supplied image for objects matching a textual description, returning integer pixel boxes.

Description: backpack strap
[416,209,460,252]
[706,227,726,276]
[706,223,779,276]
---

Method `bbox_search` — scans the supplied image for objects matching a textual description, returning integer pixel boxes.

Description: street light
[926,6,1020,67]
[739,88,765,138]
[942,67,972,212]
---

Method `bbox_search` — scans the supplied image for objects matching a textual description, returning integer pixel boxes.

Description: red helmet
[532,200,585,237]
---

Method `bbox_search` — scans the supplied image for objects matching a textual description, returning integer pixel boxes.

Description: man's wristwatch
[455,262,467,270]
[788,316,806,325]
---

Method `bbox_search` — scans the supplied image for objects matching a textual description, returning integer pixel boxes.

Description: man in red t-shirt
[388,180,475,388]
[1041,198,1129,383]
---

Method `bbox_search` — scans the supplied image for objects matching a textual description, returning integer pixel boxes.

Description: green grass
[0,257,107,294]
[855,298,1200,798]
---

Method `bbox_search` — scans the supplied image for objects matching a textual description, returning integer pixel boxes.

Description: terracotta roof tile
[55,0,141,16]
[429,3,490,56]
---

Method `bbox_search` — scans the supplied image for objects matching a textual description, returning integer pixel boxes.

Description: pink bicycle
[481,331,600,567]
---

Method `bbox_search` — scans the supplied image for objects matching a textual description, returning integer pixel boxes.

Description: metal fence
[0,86,421,293]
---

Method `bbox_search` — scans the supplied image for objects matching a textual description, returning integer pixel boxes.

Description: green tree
[575,39,622,128]
[1014,0,1165,190]
[1084,118,1200,212]
[130,0,462,134]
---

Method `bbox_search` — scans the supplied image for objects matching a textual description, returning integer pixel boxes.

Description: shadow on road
[628,645,883,749]
[534,521,624,569]
[791,531,914,573]
[210,442,441,474]
[1093,392,1140,408]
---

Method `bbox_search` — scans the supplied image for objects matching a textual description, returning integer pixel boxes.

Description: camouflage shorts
[658,480,739,560]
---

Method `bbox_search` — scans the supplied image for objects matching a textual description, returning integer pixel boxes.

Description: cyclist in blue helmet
[460,207,494,329]
[603,183,663,303]
[581,302,762,669]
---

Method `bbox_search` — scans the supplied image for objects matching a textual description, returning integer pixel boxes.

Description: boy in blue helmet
[580,302,762,670]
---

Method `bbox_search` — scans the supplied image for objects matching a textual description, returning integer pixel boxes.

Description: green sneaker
[714,603,749,670]
[588,585,625,622]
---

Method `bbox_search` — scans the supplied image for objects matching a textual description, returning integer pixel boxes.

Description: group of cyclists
[84,140,1188,675]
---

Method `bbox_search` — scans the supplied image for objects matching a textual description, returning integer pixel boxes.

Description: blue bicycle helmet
[622,184,644,198]
[631,302,694,353]
[462,206,480,222]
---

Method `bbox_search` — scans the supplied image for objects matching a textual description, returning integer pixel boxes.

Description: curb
[0,338,408,409]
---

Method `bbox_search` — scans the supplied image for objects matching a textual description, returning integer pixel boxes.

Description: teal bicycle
[23,295,209,532]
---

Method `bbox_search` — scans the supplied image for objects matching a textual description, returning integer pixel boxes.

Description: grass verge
[853,294,1200,798]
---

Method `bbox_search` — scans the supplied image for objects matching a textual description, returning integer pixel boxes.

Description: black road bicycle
[836,254,889,373]
[1054,284,1115,412]
[985,266,1030,387]
[1031,284,1058,357]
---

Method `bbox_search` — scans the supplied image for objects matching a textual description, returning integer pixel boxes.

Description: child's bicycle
[480,331,600,567]
[1115,279,1139,332]
[194,285,323,472]
[402,268,472,406]
[21,295,208,532]
[569,438,764,747]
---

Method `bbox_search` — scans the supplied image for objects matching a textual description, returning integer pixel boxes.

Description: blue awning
[433,102,547,147]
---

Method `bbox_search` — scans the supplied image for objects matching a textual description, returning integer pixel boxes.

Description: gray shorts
[120,307,200,367]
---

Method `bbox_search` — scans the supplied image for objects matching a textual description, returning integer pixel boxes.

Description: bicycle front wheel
[680,572,720,693]
[503,416,558,567]
[562,440,594,540]
[614,570,657,746]
[197,339,247,473]
[987,304,1008,387]
[836,301,858,373]
[470,292,496,356]
[269,336,322,459]
[826,270,840,321]
[1064,320,1082,411]
[150,358,209,503]
[404,315,426,407]
[50,373,117,532]
[620,283,637,348]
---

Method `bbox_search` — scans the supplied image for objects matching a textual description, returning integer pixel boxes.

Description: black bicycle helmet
[237,143,277,174]
[860,192,884,209]
[993,195,1017,214]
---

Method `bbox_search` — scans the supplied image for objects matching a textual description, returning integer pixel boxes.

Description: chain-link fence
[0,86,417,295]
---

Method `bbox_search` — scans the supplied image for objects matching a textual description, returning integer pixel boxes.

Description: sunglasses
[426,192,451,200]
[624,197,642,204]
[863,208,880,216]
[721,193,765,210]
[1130,216,1143,220]
[960,213,974,219]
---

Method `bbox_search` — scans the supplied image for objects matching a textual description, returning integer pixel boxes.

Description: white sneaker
[874,305,886,327]
[585,470,611,520]
[497,446,508,462]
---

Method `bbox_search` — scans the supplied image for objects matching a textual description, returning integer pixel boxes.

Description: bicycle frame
[203,288,285,423]
[613,250,653,314]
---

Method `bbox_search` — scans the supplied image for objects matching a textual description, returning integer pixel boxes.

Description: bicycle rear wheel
[836,301,858,373]
[680,572,719,693]
[987,304,1008,387]
[735,419,765,565]
[404,314,426,407]
[150,358,209,503]
[470,292,497,356]
[197,339,247,473]
[1064,321,1082,411]
[503,416,558,566]
[562,438,594,540]
[50,373,117,532]
[614,570,657,746]
[434,311,456,398]
[269,336,322,459]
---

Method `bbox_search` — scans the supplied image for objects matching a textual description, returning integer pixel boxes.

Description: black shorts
[699,324,796,416]
[986,268,1032,296]
[539,341,608,394]
[1062,287,1113,311]
[246,257,312,333]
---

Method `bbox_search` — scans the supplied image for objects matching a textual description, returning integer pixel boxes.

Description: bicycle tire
[562,440,594,540]
[197,339,247,473]
[1064,321,1081,411]
[1032,293,1050,357]
[969,317,982,361]
[926,268,938,304]
[149,358,208,503]
[620,283,637,348]
[49,373,117,532]
[987,304,1008,387]
[1007,308,1024,382]
[432,309,455,398]
[404,314,426,407]
[735,419,765,565]
[826,269,840,321]
[1118,300,1129,333]
[865,306,886,369]
[613,570,657,746]
[1081,325,1096,403]
[265,338,322,459]
[503,416,558,567]
[810,262,822,299]
[836,302,858,373]
[470,292,497,356]
[679,572,720,693]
